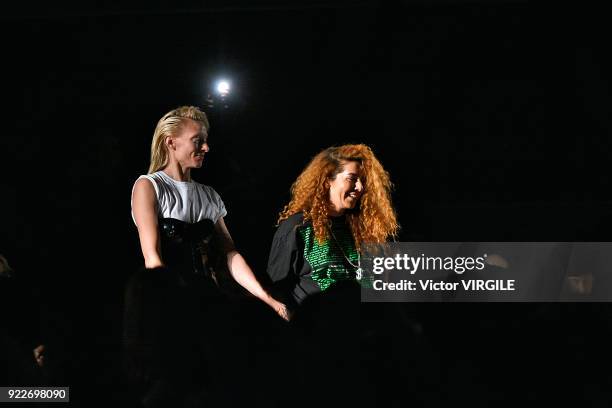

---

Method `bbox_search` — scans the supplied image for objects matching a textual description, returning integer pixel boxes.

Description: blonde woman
[125,106,287,403]
[131,105,288,317]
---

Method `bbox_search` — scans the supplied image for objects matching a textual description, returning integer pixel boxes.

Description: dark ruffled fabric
[123,218,227,394]
[158,218,217,284]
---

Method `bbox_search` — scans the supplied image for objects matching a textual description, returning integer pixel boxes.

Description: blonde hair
[148,106,210,174]
[278,144,399,251]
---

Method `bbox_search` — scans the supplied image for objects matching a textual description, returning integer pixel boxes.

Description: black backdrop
[2,1,612,405]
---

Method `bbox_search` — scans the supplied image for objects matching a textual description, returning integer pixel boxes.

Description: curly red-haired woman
[267,144,399,312]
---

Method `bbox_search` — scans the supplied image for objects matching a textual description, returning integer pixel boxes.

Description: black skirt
[123,218,227,393]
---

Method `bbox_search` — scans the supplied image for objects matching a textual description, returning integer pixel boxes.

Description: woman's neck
[161,163,191,182]
[328,207,345,218]
[328,199,349,217]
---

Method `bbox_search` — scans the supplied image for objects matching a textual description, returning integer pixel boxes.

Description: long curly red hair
[278,144,399,251]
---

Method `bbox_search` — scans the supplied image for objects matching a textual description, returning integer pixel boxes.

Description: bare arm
[132,178,164,269]
[214,217,290,321]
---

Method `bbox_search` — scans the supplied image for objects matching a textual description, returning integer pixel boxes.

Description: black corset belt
[158,217,218,281]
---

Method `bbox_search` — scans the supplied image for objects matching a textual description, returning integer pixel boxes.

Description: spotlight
[216,80,230,97]
[204,78,232,110]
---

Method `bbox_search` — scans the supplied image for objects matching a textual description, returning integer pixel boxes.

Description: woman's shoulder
[270,213,307,250]
[193,180,217,192]
[132,174,159,194]
[277,212,308,233]
[135,172,168,190]
[135,173,155,182]
[283,212,305,224]
[134,172,164,187]
[191,180,223,199]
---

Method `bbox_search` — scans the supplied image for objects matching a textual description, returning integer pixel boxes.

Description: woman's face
[169,118,209,169]
[328,160,364,215]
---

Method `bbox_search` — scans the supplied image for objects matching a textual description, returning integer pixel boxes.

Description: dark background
[1,0,612,405]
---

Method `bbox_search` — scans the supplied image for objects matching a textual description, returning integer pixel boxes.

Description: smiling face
[328,160,364,215]
[168,118,209,169]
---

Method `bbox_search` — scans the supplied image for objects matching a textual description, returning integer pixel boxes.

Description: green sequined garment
[298,217,361,291]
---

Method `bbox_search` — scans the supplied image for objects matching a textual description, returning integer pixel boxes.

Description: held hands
[267,298,292,322]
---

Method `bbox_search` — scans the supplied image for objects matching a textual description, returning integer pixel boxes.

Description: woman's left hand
[270,300,292,322]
